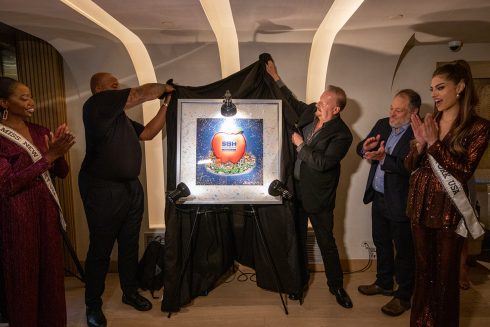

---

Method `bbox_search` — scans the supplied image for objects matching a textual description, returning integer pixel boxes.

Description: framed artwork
[176,99,282,204]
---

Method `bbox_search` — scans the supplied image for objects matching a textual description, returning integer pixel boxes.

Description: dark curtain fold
[162,53,303,313]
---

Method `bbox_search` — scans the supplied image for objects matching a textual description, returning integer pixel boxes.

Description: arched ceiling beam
[307,0,365,102]
[60,0,166,228]
[200,0,240,78]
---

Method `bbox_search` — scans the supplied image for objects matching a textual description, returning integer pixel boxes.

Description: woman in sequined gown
[0,77,75,327]
[405,60,490,327]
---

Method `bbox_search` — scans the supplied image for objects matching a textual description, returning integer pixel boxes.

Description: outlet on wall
[361,241,377,259]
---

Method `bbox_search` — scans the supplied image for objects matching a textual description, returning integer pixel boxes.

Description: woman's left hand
[422,113,438,146]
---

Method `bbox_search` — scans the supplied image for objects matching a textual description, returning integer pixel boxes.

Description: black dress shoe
[329,287,353,308]
[86,307,107,327]
[122,292,152,311]
[288,293,301,301]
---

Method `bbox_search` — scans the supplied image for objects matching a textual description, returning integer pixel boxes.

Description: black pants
[295,200,344,290]
[79,172,144,309]
[372,191,414,301]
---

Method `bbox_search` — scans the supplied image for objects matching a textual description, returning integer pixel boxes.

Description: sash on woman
[428,154,483,239]
[0,123,67,230]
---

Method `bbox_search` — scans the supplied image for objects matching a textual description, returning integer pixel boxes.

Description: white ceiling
[1,0,490,56]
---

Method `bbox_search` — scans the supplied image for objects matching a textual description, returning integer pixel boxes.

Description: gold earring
[1,109,7,120]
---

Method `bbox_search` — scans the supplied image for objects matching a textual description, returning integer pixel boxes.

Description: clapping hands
[411,113,438,153]
[44,123,75,163]
[363,134,386,161]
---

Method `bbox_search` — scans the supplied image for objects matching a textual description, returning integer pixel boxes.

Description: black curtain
[162,53,303,312]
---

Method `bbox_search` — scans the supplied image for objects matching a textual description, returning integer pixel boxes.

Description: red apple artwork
[211,131,246,164]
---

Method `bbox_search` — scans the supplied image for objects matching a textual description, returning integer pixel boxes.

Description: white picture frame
[175,99,282,204]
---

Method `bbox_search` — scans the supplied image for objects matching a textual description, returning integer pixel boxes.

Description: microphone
[268,179,293,200]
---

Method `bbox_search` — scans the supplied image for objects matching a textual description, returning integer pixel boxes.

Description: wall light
[167,182,191,204]
[268,179,293,200]
[221,90,237,117]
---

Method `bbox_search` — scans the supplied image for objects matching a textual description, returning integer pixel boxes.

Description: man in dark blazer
[266,60,353,309]
[356,89,420,316]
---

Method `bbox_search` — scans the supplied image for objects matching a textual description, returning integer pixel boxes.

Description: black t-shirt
[80,88,144,181]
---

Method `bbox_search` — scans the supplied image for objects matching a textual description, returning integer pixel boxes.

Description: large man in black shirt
[266,60,354,309]
[79,72,174,327]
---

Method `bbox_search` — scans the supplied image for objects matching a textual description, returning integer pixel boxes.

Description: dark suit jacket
[356,117,413,222]
[279,85,353,213]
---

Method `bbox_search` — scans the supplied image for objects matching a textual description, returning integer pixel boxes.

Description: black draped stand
[161,54,305,313]
[243,204,289,314]
[162,203,235,313]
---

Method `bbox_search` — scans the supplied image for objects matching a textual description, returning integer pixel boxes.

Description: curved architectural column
[200,0,240,78]
[60,0,165,228]
[306,0,364,103]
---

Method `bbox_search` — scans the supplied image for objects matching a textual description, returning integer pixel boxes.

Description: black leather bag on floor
[137,236,165,298]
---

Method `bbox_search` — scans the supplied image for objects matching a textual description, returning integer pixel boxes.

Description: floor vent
[306,229,323,265]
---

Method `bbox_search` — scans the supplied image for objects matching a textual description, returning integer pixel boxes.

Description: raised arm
[139,94,172,141]
[266,60,281,82]
[404,113,428,172]
[266,59,310,116]
[125,83,174,110]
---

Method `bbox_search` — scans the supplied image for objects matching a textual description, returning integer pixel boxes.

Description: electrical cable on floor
[343,244,375,275]
[224,265,256,283]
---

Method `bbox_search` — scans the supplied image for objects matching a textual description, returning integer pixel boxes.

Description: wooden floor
[65,262,490,327]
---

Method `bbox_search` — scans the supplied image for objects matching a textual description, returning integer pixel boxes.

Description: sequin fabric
[0,122,69,327]
[406,116,490,228]
[405,116,490,327]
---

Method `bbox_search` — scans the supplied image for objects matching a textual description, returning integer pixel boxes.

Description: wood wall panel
[15,31,79,275]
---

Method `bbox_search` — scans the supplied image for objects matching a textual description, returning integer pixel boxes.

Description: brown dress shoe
[381,297,411,316]
[358,283,393,296]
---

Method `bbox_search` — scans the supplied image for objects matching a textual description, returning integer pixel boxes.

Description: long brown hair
[432,60,478,157]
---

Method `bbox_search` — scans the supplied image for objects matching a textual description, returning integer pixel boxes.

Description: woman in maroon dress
[405,60,490,327]
[0,77,75,327]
